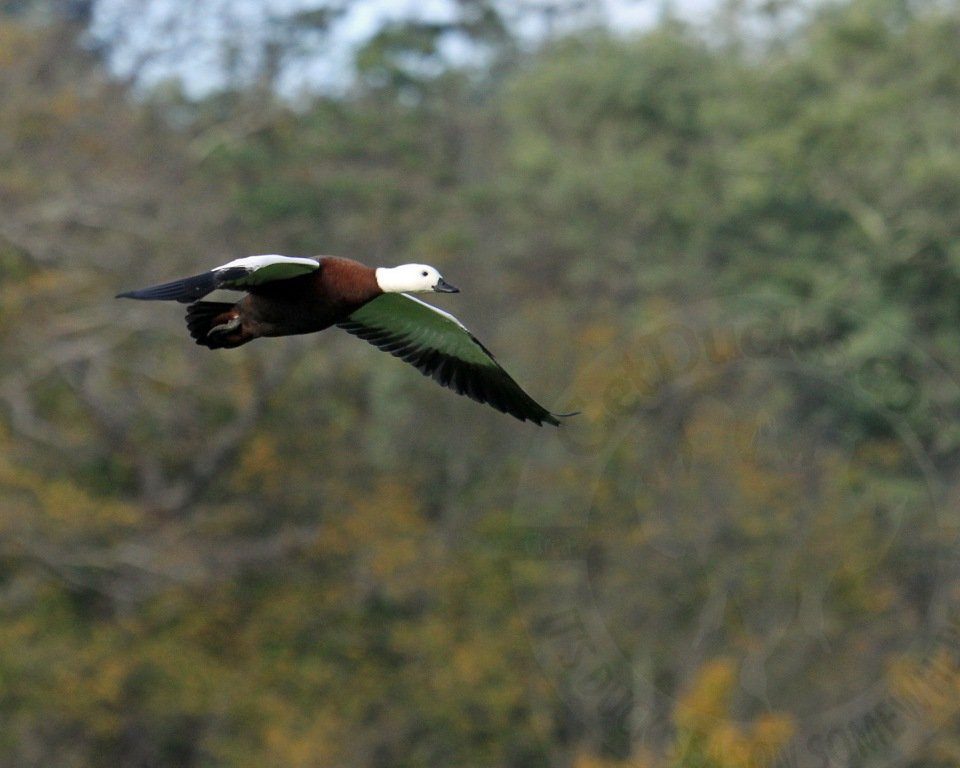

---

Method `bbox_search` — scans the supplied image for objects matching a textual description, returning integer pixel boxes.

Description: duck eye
[421,271,428,277]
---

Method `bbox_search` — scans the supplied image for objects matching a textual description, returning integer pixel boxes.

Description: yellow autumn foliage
[3,6,960,767]
[673,658,794,768]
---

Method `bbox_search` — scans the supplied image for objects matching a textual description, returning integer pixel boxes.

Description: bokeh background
[3,0,960,765]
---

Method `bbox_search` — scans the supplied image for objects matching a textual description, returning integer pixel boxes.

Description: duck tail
[185,301,252,349]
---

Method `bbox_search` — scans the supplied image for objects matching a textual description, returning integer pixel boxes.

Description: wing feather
[339,293,561,426]
[117,255,319,303]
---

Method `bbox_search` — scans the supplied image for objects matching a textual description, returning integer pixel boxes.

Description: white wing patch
[213,255,320,288]
[215,254,319,272]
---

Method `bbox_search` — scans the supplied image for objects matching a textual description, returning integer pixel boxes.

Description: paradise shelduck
[117,254,565,426]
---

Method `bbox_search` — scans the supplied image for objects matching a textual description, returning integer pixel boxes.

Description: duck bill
[434,278,459,293]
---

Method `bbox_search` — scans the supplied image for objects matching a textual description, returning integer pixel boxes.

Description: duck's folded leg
[185,302,252,349]
[209,315,241,337]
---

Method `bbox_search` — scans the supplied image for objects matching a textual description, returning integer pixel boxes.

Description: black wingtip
[113,271,223,302]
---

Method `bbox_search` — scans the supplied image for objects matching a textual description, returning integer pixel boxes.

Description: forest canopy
[2,0,960,765]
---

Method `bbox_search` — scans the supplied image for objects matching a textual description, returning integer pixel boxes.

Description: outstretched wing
[116,255,320,303]
[338,293,562,426]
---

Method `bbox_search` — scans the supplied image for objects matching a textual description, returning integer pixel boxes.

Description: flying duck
[117,254,564,425]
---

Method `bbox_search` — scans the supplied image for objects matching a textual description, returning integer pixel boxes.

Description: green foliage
[4,1,960,765]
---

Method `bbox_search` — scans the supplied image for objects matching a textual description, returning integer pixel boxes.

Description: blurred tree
[3,0,960,766]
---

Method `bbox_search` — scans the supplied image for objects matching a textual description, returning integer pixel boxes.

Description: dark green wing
[338,293,561,426]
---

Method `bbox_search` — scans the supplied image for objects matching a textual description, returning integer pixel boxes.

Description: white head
[375,264,459,294]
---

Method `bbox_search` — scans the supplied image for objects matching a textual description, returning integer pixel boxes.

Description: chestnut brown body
[189,256,382,348]
[244,257,382,337]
